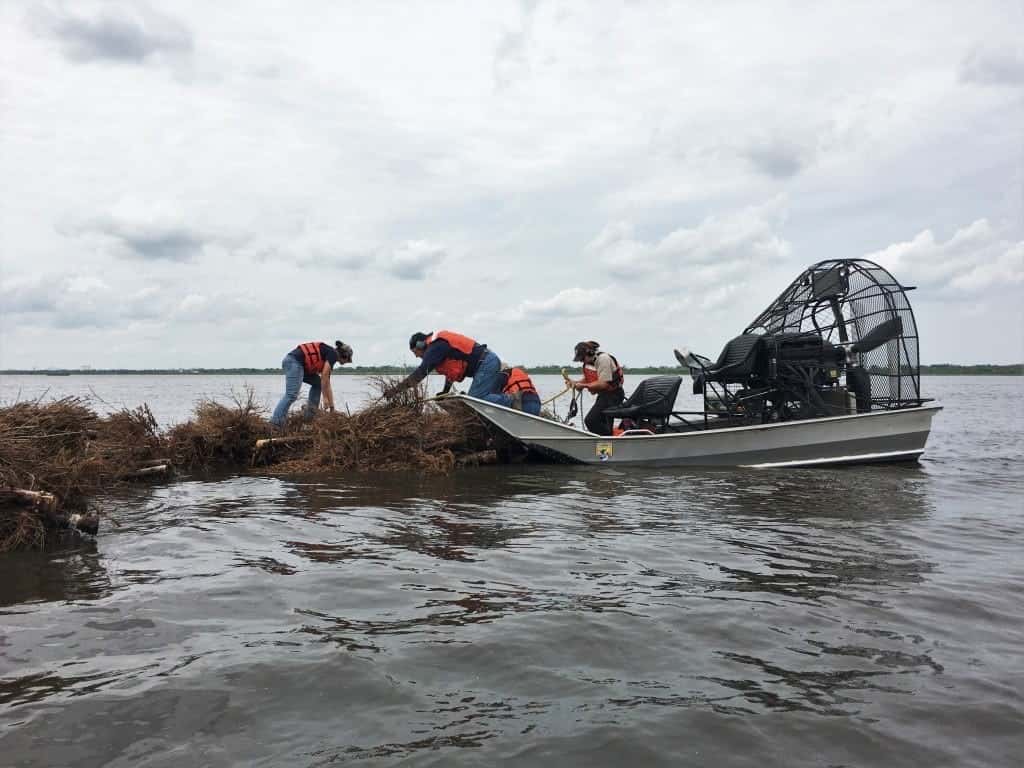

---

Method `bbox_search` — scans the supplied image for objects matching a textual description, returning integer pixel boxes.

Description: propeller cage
[743,259,922,414]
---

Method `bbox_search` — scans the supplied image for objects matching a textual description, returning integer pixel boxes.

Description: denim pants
[467,350,501,398]
[270,355,321,427]
[485,391,542,415]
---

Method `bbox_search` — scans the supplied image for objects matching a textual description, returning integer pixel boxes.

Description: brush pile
[260,381,493,473]
[167,389,272,470]
[0,398,165,551]
[1,380,497,550]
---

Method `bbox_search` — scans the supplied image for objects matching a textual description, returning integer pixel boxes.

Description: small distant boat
[457,258,941,468]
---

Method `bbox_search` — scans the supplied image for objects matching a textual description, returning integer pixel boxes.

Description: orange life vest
[299,342,325,376]
[582,352,624,389]
[502,367,537,396]
[429,330,478,382]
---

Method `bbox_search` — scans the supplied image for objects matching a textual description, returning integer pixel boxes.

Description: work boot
[510,391,523,410]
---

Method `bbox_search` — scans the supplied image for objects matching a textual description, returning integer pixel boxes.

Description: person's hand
[573,381,588,392]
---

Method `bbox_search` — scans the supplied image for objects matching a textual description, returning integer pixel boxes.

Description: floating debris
[0,398,163,551]
[0,380,496,551]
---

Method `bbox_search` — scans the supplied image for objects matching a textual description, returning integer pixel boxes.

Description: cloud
[171,291,266,325]
[78,215,209,262]
[32,2,192,64]
[589,200,791,282]
[743,140,811,179]
[0,273,167,329]
[487,287,609,324]
[865,219,1024,296]
[384,240,447,280]
[492,0,540,91]
[960,45,1024,86]
[585,222,650,279]
[227,228,377,271]
[285,233,377,271]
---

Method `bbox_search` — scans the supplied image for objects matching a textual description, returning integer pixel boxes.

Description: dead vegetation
[167,389,272,470]
[260,378,493,473]
[1,379,496,551]
[0,397,163,551]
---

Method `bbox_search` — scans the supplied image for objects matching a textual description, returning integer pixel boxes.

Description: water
[1,376,1022,767]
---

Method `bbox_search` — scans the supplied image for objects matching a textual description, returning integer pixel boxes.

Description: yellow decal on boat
[596,442,613,461]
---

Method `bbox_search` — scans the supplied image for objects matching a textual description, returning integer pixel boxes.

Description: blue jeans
[270,355,321,427]
[467,350,501,397]
[485,391,541,415]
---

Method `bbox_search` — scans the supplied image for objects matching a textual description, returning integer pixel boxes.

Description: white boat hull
[452,396,942,468]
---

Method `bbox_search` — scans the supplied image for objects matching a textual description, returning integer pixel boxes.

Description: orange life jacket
[582,352,623,389]
[502,367,537,396]
[299,342,325,376]
[429,330,478,382]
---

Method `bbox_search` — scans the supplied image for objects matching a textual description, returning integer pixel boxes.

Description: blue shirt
[411,339,486,381]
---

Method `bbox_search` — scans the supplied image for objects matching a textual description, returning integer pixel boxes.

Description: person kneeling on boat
[571,340,624,436]
[385,330,502,399]
[270,340,353,428]
[486,366,542,415]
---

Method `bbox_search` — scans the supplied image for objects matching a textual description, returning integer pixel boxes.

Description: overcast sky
[1,0,1021,369]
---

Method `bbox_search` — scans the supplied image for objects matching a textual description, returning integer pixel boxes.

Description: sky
[1,0,1021,369]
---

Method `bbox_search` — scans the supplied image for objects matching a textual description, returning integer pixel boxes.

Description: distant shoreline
[2,364,1021,376]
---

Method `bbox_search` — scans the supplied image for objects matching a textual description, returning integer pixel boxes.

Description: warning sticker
[596,442,613,461]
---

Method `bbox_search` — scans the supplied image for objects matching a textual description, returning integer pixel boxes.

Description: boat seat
[704,334,766,384]
[604,376,682,421]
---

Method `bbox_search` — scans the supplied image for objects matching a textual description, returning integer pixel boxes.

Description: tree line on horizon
[3,363,1021,376]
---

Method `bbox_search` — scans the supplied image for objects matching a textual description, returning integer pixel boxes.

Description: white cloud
[384,240,447,280]
[1,273,167,329]
[865,219,1024,296]
[65,204,223,262]
[589,200,791,282]
[517,287,609,320]
[960,44,1024,86]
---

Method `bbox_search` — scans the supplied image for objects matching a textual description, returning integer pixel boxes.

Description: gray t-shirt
[587,352,616,383]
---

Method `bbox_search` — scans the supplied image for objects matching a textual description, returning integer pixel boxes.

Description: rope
[541,384,572,406]
[541,368,575,406]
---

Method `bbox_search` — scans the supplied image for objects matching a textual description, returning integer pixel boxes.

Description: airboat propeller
[847,316,904,355]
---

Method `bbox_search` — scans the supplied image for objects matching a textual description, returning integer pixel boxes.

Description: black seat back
[604,376,682,420]
[706,334,765,383]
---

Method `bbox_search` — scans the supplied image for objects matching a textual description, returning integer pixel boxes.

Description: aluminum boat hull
[453,396,942,467]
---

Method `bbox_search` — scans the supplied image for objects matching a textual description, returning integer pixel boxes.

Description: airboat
[455,259,941,467]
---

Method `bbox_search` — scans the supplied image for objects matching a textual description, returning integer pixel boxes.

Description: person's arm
[386,341,451,397]
[386,360,430,397]
[573,368,608,392]
[574,356,615,393]
[320,361,335,411]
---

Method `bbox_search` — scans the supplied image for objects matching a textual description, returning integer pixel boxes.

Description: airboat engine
[688,259,924,424]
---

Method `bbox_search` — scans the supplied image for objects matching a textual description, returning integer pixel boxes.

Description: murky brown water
[1,376,1022,767]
